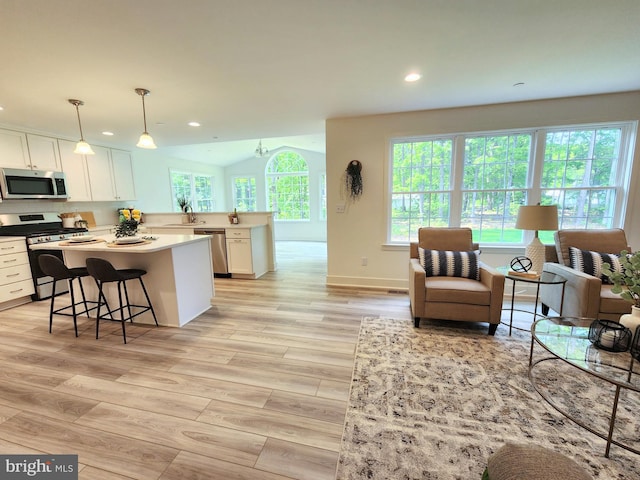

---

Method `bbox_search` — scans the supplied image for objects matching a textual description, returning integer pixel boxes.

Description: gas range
[0,212,90,301]
[26,229,89,245]
[0,213,88,242]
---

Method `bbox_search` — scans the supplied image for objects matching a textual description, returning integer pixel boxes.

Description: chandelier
[255,139,269,157]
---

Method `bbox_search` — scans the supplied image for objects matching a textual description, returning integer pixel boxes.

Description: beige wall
[326,91,640,289]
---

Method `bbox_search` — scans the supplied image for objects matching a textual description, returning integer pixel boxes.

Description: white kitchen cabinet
[110,149,136,200]
[0,129,30,169]
[58,139,93,201]
[86,146,136,201]
[60,142,136,202]
[0,238,34,308]
[0,130,61,171]
[26,134,61,170]
[86,145,115,201]
[225,226,268,278]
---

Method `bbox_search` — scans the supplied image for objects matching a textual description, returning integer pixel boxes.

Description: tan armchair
[540,229,633,321]
[409,227,505,335]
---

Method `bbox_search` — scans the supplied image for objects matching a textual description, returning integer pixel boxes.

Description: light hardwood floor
[0,241,411,480]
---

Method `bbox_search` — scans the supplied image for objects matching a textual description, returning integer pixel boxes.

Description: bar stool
[85,257,158,344]
[38,254,94,337]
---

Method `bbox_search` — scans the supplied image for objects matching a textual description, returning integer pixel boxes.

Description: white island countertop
[31,234,214,328]
[30,233,209,253]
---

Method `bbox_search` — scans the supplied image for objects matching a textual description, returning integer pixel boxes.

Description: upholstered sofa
[540,229,633,321]
[409,227,505,335]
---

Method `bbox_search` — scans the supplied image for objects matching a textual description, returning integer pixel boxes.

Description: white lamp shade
[137,133,157,149]
[74,140,95,155]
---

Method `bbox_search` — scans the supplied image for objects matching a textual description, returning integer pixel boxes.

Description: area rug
[336,317,640,479]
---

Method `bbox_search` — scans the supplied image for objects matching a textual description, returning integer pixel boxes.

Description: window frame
[232,175,257,212]
[169,169,216,212]
[265,151,310,222]
[386,121,636,245]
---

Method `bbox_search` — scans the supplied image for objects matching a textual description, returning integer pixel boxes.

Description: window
[170,170,215,212]
[541,128,621,230]
[266,151,310,221]
[233,176,257,212]
[320,173,327,220]
[388,122,634,244]
[390,138,453,242]
[462,134,530,243]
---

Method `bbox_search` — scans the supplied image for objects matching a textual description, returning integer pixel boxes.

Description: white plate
[115,236,143,245]
[69,235,95,242]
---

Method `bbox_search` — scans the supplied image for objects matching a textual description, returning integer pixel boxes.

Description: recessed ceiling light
[102,131,114,136]
[405,72,422,82]
[188,121,201,127]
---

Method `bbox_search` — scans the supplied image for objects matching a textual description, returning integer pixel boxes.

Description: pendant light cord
[141,94,149,134]
[74,104,85,140]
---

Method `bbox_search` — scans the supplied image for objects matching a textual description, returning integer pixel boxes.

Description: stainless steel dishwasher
[194,229,230,277]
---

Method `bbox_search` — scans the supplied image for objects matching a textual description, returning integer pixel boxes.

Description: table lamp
[515,204,559,274]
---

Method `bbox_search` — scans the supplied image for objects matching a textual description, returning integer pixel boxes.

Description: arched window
[266,151,310,220]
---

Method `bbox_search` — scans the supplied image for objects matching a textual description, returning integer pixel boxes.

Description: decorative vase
[619,306,640,336]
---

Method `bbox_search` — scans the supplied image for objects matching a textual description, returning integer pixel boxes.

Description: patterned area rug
[336,317,640,479]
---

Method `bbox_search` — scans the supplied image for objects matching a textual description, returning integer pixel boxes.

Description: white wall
[131,150,225,214]
[325,91,640,290]
[224,146,327,241]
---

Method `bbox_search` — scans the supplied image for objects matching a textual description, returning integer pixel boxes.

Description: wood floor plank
[197,399,343,451]
[76,402,266,467]
[159,450,292,480]
[116,367,273,408]
[283,347,355,367]
[0,361,75,388]
[230,331,356,355]
[9,349,130,381]
[228,352,353,382]
[79,465,137,480]
[264,390,347,424]
[0,379,99,421]
[255,437,338,480]
[54,375,211,420]
[316,380,352,401]
[0,411,178,478]
[169,359,321,395]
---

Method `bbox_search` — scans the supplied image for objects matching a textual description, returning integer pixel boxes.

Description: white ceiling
[1,0,639,166]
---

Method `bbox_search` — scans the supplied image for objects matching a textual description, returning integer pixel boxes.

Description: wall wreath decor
[345,160,363,200]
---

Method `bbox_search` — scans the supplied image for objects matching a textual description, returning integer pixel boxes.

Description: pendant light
[68,99,95,155]
[135,88,157,149]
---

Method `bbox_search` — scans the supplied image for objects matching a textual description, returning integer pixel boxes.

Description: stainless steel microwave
[0,168,68,200]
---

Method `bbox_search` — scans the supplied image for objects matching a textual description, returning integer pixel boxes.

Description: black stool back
[38,254,93,337]
[86,257,158,344]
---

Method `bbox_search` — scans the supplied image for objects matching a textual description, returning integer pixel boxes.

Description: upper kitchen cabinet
[110,149,136,200]
[59,141,136,202]
[58,139,92,201]
[0,129,61,170]
[26,134,62,170]
[0,129,29,169]
[86,146,136,201]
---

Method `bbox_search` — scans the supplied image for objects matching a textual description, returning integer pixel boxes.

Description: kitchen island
[30,234,214,327]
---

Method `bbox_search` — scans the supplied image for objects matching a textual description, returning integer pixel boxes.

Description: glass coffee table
[530,316,640,457]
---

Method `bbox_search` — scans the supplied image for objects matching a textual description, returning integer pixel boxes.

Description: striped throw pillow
[568,246,621,284]
[419,248,480,280]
